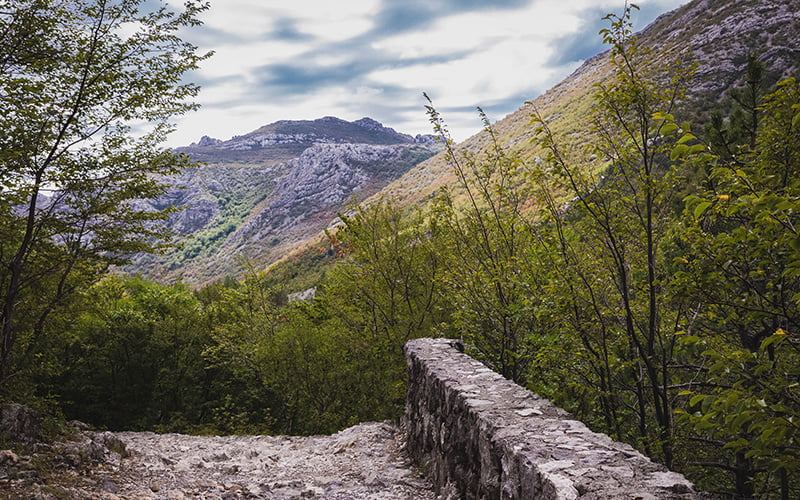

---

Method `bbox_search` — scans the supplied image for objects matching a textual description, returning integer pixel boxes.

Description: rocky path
[4,422,437,499]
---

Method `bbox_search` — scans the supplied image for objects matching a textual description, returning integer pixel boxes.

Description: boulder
[0,404,42,445]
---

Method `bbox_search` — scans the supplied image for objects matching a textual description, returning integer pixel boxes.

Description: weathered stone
[402,338,715,499]
[0,403,42,445]
[0,449,19,465]
[99,478,120,493]
[68,420,91,431]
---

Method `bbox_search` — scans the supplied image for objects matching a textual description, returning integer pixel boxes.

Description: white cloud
[368,3,586,115]
[164,0,690,147]
[197,40,306,80]
[194,0,380,41]
[197,1,277,38]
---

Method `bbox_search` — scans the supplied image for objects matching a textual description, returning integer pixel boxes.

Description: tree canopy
[0,0,210,390]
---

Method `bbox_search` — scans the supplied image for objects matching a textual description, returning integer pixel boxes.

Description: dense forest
[1,1,799,499]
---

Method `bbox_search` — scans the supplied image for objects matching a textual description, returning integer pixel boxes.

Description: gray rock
[0,404,42,445]
[99,478,120,493]
[402,338,715,499]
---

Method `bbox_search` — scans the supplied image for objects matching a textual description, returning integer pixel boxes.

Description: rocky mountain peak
[240,116,415,147]
[190,135,222,147]
[129,116,441,284]
[353,117,382,129]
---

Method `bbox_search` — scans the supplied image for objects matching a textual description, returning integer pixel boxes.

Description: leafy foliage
[0,0,210,392]
[424,102,542,383]
[673,75,800,497]
[526,3,695,465]
[37,275,275,434]
[412,7,800,497]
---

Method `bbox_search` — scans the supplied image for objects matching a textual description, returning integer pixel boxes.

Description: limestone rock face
[125,117,440,285]
[233,142,428,242]
[645,0,800,95]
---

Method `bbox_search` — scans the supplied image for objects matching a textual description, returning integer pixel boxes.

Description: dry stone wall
[403,338,713,500]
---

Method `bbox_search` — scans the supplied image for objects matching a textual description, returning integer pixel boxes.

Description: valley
[127,117,440,284]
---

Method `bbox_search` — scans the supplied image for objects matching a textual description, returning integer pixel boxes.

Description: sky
[164,0,689,148]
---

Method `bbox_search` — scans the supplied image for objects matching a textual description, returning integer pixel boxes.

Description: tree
[675,75,800,499]
[326,199,445,347]
[530,3,694,466]
[0,0,210,390]
[46,276,210,431]
[281,200,447,432]
[425,103,542,384]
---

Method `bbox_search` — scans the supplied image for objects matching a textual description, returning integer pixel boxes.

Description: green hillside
[374,0,799,211]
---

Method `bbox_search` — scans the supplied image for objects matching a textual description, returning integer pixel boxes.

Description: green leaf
[693,201,712,219]
[723,437,750,450]
[760,333,786,351]
[689,394,706,407]
[670,144,688,161]
[661,122,679,134]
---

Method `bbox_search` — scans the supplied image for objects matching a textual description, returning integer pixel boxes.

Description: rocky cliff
[128,117,440,284]
[644,0,799,95]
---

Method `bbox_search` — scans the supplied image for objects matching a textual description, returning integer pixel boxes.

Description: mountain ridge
[177,116,432,162]
[132,0,800,286]
[127,117,440,284]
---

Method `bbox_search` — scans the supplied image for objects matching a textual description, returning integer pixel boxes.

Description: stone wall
[402,338,712,500]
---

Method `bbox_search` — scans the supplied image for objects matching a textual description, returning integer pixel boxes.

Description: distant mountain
[175,116,431,165]
[127,117,440,284]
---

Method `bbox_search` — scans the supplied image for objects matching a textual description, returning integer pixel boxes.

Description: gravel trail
[6,422,437,499]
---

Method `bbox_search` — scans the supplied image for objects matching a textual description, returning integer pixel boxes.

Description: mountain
[367,0,800,208]
[127,117,440,284]
[180,116,428,165]
[133,0,799,287]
